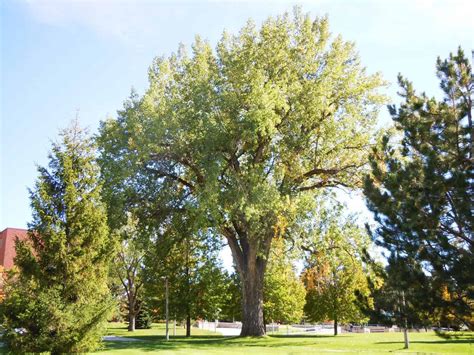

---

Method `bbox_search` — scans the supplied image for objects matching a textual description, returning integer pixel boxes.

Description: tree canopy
[98,9,385,335]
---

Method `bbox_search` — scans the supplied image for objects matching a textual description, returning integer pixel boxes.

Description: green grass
[95,322,474,354]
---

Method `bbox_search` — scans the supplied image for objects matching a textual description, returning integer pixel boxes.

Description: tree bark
[222,220,273,337]
[334,318,338,336]
[240,258,266,336]
[128,313,136,332]
[127,293,137,331]
[263,306,267,334]
[186,314,191,337]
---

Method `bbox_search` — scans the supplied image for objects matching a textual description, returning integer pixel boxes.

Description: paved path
[216,327,241,336]
[103,335,142,342]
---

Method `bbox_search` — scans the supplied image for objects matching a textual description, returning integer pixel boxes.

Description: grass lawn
[95,322,474,354]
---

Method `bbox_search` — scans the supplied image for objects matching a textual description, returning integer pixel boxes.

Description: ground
[95,323,474,354]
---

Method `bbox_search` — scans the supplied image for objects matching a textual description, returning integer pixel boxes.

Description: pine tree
[1,122,115,353]
[369,256,434,328]
[364,48,473,329]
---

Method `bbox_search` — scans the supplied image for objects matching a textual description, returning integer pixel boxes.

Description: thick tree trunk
[222,220,274,337]
[240,259,266,336]
[186,314,191,337]
[334,318,338,336]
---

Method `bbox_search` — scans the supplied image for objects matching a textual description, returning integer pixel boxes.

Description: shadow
[269,334,348,339]
[101,335,316,353]
[376,339,474,345]
[434,330,474,340]
[102,335,240,351]
[125,335,230,340]
[101,329,474,353]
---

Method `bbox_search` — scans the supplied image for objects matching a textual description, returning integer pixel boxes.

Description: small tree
[1,122,115,353]
[264,238,306,325]
[302,205,372,335]
[112,214,145,331]
[220,272,242,322]
[143,217,229,336]
[135,300,153,329]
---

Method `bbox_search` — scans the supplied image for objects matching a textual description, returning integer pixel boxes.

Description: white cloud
[23,0,162,42]
[21,0,474,47]
[411,0,474,31]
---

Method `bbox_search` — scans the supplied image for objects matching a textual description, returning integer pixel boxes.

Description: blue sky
[1,0,473,232]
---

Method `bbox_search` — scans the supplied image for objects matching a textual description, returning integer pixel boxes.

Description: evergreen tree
[369,256,434,328]
[135,299,153,329]
[364,48,473,329]
[0,122,115,353]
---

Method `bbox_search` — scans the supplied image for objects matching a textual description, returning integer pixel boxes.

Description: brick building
[0,227,28,270]
[0,228,28,299]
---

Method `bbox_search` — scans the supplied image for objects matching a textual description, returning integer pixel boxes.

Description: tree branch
[145,166,195,191]
[297,179,350,191]
[221,226,244,274]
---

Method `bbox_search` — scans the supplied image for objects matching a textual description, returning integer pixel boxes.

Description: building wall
[0,228,28,269]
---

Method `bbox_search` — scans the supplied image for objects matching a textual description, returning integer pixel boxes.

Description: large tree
[98,10,384,335]
[1,122,115,353]
[364,48,473,329]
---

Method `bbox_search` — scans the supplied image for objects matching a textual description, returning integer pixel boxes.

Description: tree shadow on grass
[102,335,239,352]
[434,331,474,340]
[269,334,347,339]
[376,339,474,345]
[376,331,474,346]
[102,334,354,353]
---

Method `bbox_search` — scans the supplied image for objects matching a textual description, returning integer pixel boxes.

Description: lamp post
[401,290,409,349]
[165,276,169,341]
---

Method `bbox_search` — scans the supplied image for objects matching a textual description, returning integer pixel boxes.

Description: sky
[1,0,473,235]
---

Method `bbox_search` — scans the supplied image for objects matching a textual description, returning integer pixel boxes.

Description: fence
[197,321,242,336]
[197,321,428,336]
